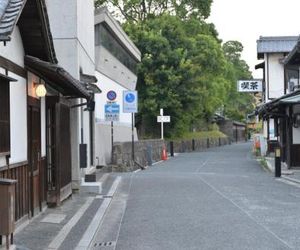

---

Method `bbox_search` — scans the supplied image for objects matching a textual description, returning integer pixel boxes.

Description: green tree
[124,15,229,137]
[222,41,255,121]
[94,0,212,22]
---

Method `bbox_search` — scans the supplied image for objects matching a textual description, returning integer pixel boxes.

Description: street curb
[76,176,122,249]
[281,176,300,185]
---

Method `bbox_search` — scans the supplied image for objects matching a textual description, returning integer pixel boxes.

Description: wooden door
[46,97,72,204]
[28,97,41,217]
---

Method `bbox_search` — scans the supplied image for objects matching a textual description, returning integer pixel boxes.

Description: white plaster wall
[266,54,285,100]
[94,71,133,125]
[9,72,27,164]
[77,0,95,66]
[45,0,77,39]
[41,97,46,157]
[0,27,27,165]
[46,0,96,182]
[0,27,24,67]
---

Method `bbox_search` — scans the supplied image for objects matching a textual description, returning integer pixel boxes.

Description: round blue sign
[125,93,135,103]
[107,90,117,101]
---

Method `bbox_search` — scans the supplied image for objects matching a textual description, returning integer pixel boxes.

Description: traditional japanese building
[0,0,92,225]
[257,36,300,167]
[256,36,297,154]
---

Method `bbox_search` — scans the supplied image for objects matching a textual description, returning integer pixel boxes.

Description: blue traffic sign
[105,103,120,114]
[107,90,117,101]
[125,92,135,103]
[123,90,138,113]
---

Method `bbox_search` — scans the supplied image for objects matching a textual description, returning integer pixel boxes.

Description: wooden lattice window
[0,79,10,154]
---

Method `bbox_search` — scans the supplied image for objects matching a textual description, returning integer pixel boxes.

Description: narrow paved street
[92,143,300,250]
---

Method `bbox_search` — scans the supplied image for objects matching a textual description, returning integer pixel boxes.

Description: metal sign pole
[132,113,134,161]
[161,121,164,140]
[160,108,164,140]
[111,121,114,164]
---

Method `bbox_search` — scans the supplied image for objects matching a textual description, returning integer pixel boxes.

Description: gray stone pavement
[92,142,300,250]
[11,173,120,250]
[10,143,300,250]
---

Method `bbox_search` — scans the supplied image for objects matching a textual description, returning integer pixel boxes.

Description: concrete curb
[281,176,300,185]
[262,157,300,186]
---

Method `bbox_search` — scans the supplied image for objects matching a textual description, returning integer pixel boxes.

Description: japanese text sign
[237,80,262,92]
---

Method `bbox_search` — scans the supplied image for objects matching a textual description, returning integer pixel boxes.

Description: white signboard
[157,116,171,123]
[237,80,262,92]
[123,90,138,113]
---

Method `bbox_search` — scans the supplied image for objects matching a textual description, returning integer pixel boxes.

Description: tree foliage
[222,41,255,121]
[94,0,255,138]
[123,15,232,137]
[94,0,212,22]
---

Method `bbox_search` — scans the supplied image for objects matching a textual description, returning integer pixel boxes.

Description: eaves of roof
[0,0,26,41]
[257,36,298,59]
[25,55,91,99]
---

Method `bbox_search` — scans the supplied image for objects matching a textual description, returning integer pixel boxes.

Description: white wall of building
[46,0,96,186]
[265,53,285,100]
[95,71,132,125]
[0,27,24,67]
[94,71,138,165]
[77,0,95,67]
[0,28,27,166]
[9,73,27,164]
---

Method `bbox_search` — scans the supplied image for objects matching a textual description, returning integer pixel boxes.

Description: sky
[208,0,300,79]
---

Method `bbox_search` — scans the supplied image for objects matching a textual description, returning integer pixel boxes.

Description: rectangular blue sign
[123,90,138,113]
[105,103,120,114]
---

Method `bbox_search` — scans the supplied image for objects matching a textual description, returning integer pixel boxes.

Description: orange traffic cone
[161,146,168,161]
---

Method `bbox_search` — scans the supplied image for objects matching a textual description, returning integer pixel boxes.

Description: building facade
[257,36,300,167]
[0,0,93,225]
[94,8,141,165]
[256,36,297,153]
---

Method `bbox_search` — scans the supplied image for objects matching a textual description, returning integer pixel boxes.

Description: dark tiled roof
[0,0,26,41]
[257,36,298,59]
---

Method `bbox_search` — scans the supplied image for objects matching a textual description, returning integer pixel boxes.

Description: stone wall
[168,137,230,153]
[112,137,230,172]
[112,139,165,172]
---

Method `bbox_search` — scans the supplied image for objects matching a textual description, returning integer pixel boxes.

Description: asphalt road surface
[91,143,300,250]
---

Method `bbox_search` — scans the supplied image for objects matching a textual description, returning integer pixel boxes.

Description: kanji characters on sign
[237,80,262,92]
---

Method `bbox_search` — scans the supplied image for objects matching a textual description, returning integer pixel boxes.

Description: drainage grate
[93,241,116,247]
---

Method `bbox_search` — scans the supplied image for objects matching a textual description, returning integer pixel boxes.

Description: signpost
[107,90,117,101]
[123,90,138,162]
[105,90,120,163]
[157,109,171,140]
[104,103,120,122]
[237,80,263,92]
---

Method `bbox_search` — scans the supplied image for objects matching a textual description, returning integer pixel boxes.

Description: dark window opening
[0,79,10,154]
[285,68,299,92]
[95,23,138,74]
